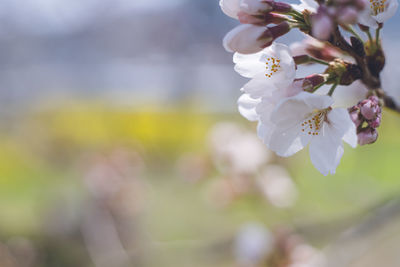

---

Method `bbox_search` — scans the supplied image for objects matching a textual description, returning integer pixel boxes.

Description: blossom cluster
[220,0,398,175]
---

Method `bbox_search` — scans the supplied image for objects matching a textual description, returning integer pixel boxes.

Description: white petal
[243,77,277,98]
[233,50,266,78]
[238,94,261,121]
[308,108,357,175]
[376,0,399,22]
[257,122,274,145]
[233,43,295,89]
[309,135,344,176]
[220,0,240,19]
[358,9,379,28]
[268,120,312,157]
[270,92,333,126]
[257,96,280,124]
[328,108,358,148]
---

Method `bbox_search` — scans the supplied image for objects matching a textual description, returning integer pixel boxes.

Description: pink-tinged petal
[240,0,273,14]
[220,0,241,19]
[238,94,261,121]
[223,25,270,54]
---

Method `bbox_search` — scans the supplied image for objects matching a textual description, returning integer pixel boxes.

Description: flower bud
[272,1,292,13]
[240,0,274,14]
[360,98,380,120]
[261,22,291,47]
[369,115,381,128]
[358,128,378,145]
[223,24,272,54]
[311,10,333,40]
[337,7,359,24]
[304,74,327,87]
[349,107,362,127]
[238,12,287,25]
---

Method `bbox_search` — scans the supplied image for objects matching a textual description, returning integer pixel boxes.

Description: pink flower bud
[337,7,359,24]
[358,128,378,145]
[223,24,271,54]
[238,12,287,25]
[354,0,367,9]
[360,98,380,120]
[369,115,381,128]
[304,74,327,87]
[349,108,362,127]
[369,95,379,105]
[272,2,292,13]
[311,11,334,40]
[261,22,290,47]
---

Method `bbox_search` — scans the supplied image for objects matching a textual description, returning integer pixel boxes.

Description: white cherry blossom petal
[358,0,399,28]
[238,93,261,121]
[270,92,333,126]
[268,120,313,157]
[309,134,344,176]
[263,93,355,174]
[242,77,277,99]
[233,43,296,89]
[328,108,358,148]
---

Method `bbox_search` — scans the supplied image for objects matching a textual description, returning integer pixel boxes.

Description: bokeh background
[0,0,400,266]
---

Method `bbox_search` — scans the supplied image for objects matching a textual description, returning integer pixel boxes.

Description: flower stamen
[301,109,330,136]
[370,0,386,15]
[265,57,281,78]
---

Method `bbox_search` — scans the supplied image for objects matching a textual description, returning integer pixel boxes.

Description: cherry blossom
[264,92,357,175]
[358,0,399,28]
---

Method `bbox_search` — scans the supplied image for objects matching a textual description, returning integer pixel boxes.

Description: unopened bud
[240,0,274,14]
[311,10,333,40]
[358,128,378,145]
[293,55,311,65]
[360,98,380,120]
[358,23,370,32]
[239,12,287,25]
[369,115,381,128]
[337,7,359,24]
[304,74,327,87]
[223,24,271,54]
[261,22,290,46]
[272,1,292,13]
[349,108,362,127]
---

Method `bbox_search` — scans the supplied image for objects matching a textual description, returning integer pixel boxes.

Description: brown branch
[329,26,381,90]
[383,94,400,113]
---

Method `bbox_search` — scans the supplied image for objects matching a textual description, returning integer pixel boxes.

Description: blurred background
[0,0,400,266]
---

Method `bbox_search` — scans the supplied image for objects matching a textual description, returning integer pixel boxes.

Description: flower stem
[347,26,363,42]
[327,81,339,96]
[309,57,330,66]
[376,28,381,46]
[309,81,328,93]
[366,30,373,43]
